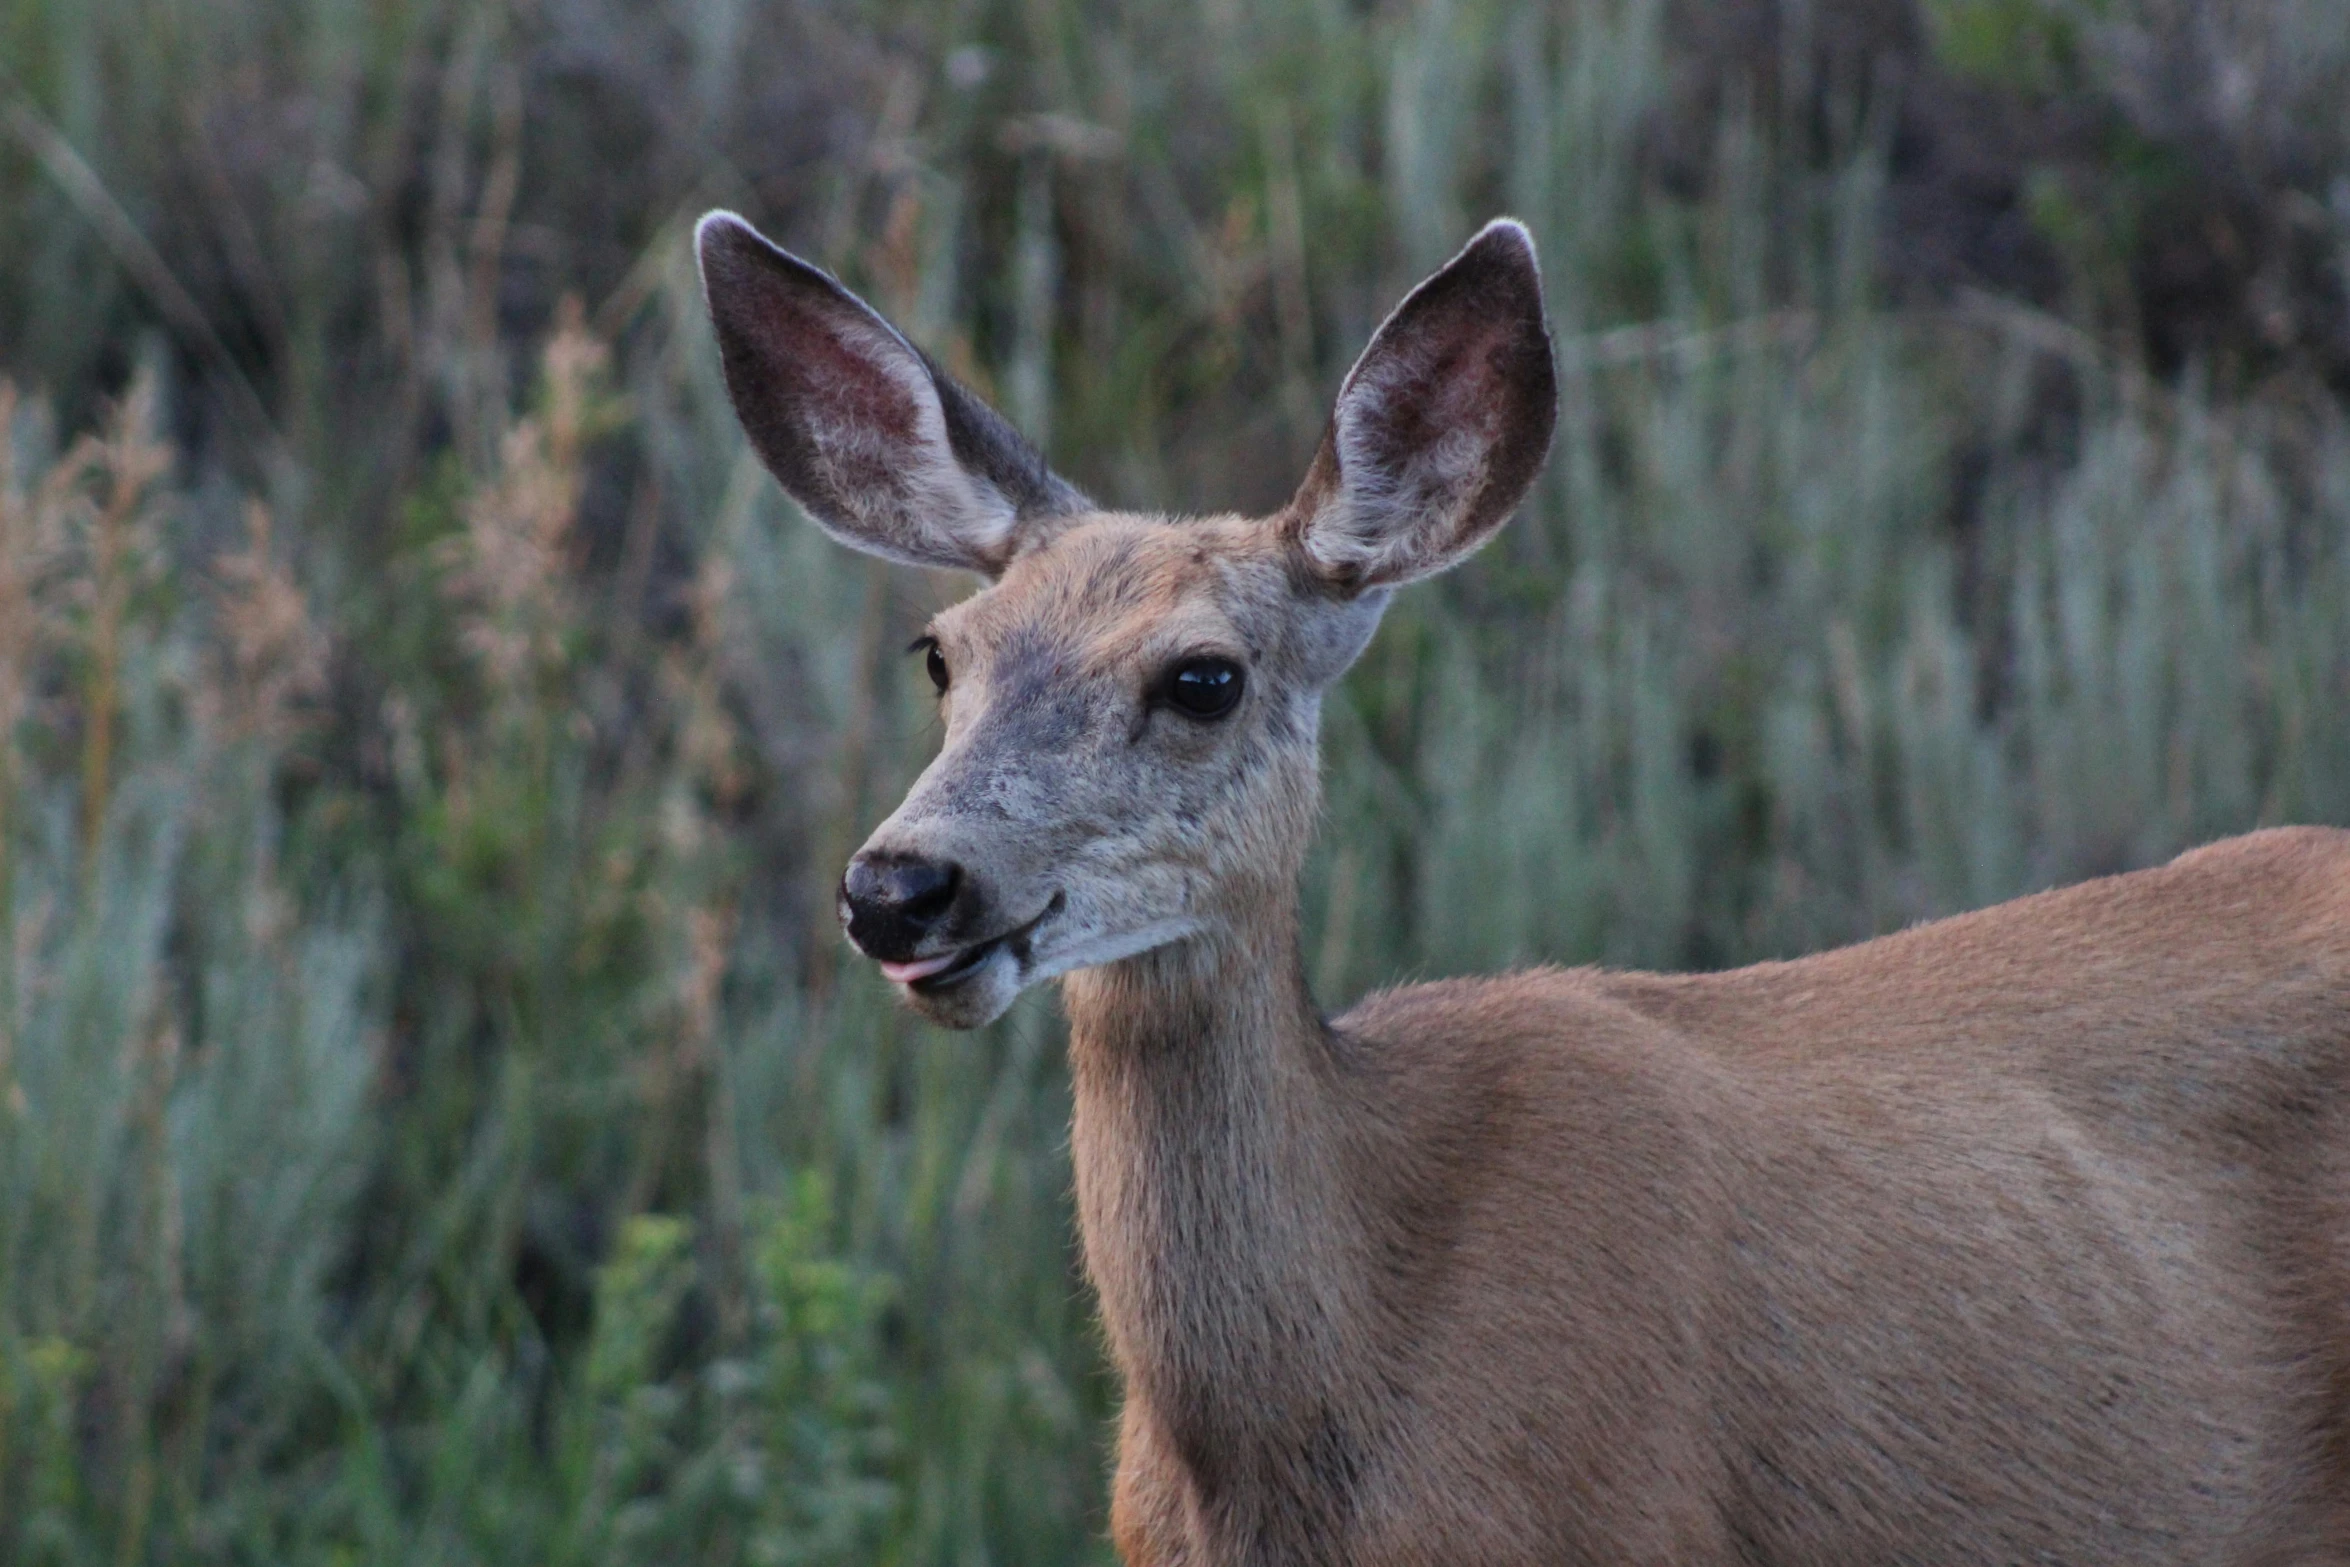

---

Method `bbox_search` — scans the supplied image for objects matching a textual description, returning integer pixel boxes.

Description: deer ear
[1283,219,1557,593]
[696,212,1086,575]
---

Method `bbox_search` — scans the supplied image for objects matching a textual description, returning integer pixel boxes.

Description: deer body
[1077,831,2350,1564]
[696,210,2350,1563]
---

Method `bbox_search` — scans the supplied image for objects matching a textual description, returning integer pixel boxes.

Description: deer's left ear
[1283,220,1557,593]
[696,211,1086,575]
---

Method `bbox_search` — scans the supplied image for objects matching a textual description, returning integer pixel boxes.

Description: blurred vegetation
[1,0,2349,1560]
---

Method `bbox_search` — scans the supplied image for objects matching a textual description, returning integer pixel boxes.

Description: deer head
[698,213,1557,1027]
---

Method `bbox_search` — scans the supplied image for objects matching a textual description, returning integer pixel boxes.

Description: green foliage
[566,1184,897,1566]
[0,1335,92,1553]
[1921,0,2093,95]
[0,0,2347,1562]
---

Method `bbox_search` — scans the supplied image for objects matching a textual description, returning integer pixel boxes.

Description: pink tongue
[880,950,963,984]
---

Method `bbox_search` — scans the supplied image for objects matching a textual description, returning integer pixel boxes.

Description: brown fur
[1074,830,2350,1565]
[696,211,2350,1564]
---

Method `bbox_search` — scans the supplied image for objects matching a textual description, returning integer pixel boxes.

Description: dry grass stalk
[437,295,611,698]
[0,376,70,1114]
[63,373,172,855]
[0,382,99,773]
[210,499,327,745]
[678,904,731,1072]
[667,552,749,811]
[0,376,146,1132]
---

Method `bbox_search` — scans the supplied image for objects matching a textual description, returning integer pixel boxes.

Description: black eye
[1166,657,1244,720]
[911,636,949,695]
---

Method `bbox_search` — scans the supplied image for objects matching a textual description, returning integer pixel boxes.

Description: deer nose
[840,851,965,960]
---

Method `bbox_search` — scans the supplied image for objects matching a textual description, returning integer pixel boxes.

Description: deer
[695,208,2350,1565]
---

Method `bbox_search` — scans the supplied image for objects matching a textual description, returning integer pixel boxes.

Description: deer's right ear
[696,212,1085,575]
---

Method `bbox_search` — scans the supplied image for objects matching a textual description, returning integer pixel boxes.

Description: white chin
[1022,919,1204,984]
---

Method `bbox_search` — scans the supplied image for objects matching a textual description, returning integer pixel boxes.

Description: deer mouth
[878,893,1063,995]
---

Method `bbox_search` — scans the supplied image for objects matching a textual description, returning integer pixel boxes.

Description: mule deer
[697,210,2350,1564]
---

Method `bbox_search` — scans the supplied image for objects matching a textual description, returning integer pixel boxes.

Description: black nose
[840,852,965,960]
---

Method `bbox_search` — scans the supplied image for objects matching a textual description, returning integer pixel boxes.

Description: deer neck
[1060,886,1373,1477]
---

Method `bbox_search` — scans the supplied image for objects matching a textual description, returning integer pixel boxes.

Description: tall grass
[1,0,2348,1561]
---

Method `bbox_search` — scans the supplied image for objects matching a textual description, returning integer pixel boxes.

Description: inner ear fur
[696,211,1085,574]
[1282,219,1558,593]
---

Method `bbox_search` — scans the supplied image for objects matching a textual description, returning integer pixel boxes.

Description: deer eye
[911,636,949,695]
[1165,657,1244,720]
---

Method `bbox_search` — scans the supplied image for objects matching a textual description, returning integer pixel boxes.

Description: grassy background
[3,0,2350,1560]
